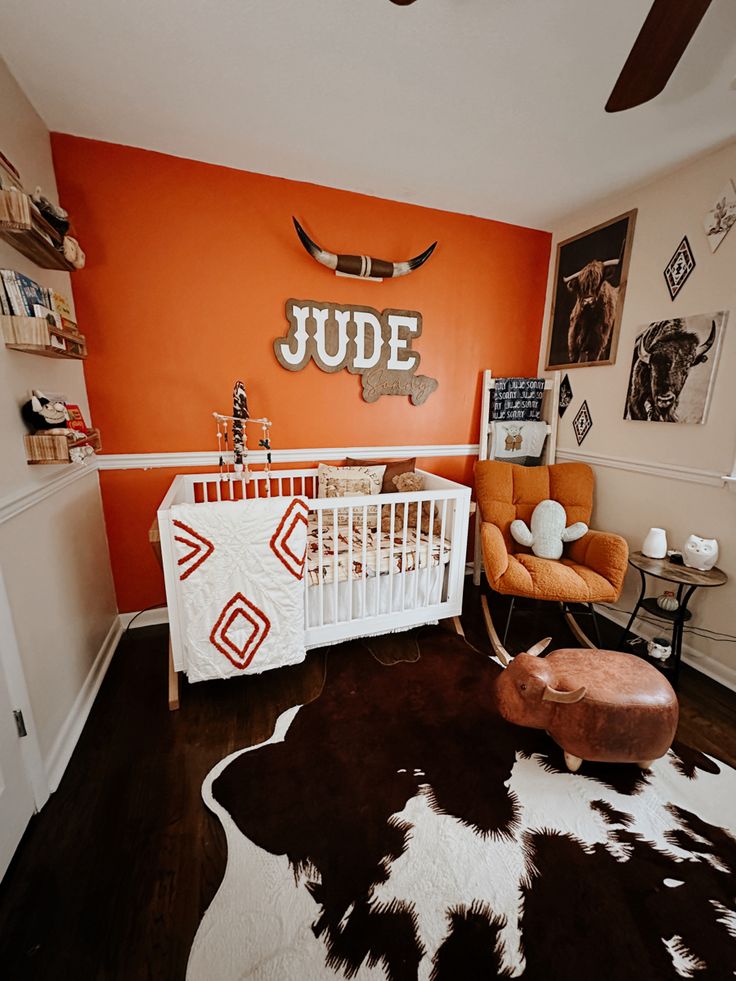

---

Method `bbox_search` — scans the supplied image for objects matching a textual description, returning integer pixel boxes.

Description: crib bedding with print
[158,467,470,678]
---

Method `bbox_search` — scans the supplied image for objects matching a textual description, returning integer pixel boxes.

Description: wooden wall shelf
[1,315,87,359]
[24,429,101,465]
[0,190,76,271]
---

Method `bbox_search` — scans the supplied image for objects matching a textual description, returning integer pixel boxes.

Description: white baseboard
[119,607,169,629]
[595,604,736,694]
[44,616,123,793]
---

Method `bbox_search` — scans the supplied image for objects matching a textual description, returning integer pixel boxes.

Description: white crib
[157,468,471,704]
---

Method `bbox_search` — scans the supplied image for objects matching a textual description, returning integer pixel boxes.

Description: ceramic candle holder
[642,527,667,559]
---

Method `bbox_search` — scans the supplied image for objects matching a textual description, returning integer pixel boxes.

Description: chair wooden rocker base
[481,592,604,666]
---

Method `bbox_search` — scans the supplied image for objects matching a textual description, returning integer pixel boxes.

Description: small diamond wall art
[572,400,593,445]
[558,373,573,417]
[664,236,695,300]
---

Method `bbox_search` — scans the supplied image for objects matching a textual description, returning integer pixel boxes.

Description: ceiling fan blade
[605,0,713,113]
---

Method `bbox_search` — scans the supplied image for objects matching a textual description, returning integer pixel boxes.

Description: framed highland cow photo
[545,209,637,370]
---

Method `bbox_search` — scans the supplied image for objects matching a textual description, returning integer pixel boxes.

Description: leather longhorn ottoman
[495,646,679,772]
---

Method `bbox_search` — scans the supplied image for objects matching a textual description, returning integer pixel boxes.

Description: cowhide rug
[188,628,736,980]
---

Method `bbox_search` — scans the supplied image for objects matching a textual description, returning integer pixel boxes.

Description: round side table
[619,551,727,688]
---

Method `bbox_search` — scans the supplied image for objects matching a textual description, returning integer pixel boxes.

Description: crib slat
[332,507,339,623]
[388,502,395,615]
[438,498,448,604]
[400,500,409,612]
[362,503,368,618]
[375,503,381,618]
[425,496,435,607]
[348,505,353,622]
[415,494,422,609]
[318,509,324,627]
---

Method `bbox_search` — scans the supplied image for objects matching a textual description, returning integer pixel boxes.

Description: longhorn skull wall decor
[274,299,438,405]
[292,218,437,282]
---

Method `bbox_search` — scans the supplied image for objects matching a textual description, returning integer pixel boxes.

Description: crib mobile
[213,380,273,488]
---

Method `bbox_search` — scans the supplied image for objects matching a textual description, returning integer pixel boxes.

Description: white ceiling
[1,0,735,229]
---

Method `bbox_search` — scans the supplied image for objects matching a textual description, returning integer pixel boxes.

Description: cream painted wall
[540,139,736,688]
[0,56,117,774]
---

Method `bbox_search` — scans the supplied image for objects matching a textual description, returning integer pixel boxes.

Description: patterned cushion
[345,457,416,493]
[317,464,386,524]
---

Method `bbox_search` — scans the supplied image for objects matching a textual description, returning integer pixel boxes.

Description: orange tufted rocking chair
[474,460,629,661]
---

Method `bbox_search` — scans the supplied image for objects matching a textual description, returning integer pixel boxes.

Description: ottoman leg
[564,752,583,773]
[637,759,654,770]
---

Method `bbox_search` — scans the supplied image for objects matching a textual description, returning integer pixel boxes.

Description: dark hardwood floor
[0,583,734,980]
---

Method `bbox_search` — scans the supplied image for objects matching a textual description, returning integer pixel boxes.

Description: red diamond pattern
[209,593,271,670]
[270,499,309,580]
[173,520,215,580]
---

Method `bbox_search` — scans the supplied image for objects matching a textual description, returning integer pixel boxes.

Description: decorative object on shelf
[545,209,637,370]
[703,179,736,253]
[0,188,30,230]
[664,236,695,300]
[647,637,672,661]
[292,217,436,281]
[623,311,727,424]
[62,235,85,270]
[558,373,573,416]
[682,534,719,571]
[274,299,438,405]
[572,399,593,445]
[491,377,545,421]
[510,498,588,560]
[642,527,667,559]
[30,187,69,238]
[21,392,69,430]
[69,444,95,464]
[657,590,679,612]
[24,428,101,465]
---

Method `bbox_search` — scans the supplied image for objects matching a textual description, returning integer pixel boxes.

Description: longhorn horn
[697,320,717,358]
[636,327,655,365]
[542,684,587,704]
[563,257,620,284]
[292,217,436,280]
[526,636,553,657]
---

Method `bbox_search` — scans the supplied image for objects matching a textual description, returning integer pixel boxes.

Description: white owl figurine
[682,535,719,572]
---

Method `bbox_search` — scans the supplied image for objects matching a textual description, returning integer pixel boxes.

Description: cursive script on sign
[274,299,438,404]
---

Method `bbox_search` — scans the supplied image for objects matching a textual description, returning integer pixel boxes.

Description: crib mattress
[306,517,451,586]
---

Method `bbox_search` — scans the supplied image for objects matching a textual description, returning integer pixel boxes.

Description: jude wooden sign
[274,299,438,405]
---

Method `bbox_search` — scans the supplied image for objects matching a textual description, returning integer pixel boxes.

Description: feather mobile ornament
[232,380,249,473]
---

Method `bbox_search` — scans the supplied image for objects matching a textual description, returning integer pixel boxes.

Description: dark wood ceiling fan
[606,0,714,112]
[389,0,715,113]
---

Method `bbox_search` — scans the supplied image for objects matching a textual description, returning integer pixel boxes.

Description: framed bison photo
[544,209,637,371]
[623,311,728,424]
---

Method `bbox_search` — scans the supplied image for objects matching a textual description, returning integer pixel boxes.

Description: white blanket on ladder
[170,497,308,682]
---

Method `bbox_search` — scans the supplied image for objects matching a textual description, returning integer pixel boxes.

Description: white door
[0,647,35,880]
[0,563,47,881]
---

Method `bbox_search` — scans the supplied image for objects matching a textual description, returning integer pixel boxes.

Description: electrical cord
[598,603,736,645]
[124,604,167,636]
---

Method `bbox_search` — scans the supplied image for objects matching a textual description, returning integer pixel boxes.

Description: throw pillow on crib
[317,463,386,526]
[380,472,441,536]
[345,457,416,493]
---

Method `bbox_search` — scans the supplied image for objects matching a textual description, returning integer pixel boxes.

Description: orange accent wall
[51,134,550,612]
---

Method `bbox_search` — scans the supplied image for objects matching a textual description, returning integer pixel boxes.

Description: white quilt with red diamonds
[169,497,308,682]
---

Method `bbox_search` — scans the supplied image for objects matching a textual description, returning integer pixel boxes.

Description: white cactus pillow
[510,499,588,560]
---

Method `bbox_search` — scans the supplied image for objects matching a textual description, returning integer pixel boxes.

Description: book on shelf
[0,150,23,192]
[0,269,48,316]
[50,289,73,319]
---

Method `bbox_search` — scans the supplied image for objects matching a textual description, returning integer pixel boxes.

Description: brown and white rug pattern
[188,630,736,980]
